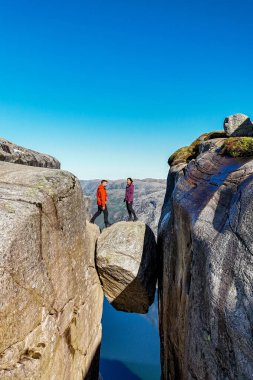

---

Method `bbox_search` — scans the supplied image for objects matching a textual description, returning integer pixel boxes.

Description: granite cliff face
[158,117,253,380]
[0,141,103,380]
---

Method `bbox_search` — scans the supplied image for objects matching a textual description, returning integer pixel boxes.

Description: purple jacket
[125,184,134,203]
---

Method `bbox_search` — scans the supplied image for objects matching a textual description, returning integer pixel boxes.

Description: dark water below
[100,291,160,380]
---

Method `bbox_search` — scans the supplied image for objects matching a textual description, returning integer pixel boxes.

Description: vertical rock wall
[0,161,103,380]
[158,143,253,379]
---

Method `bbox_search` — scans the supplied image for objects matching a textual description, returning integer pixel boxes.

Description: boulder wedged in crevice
[96,221,157,313]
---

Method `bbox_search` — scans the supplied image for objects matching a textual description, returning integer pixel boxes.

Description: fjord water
[100,291,160,380]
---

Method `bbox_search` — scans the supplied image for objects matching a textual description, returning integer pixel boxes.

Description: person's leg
[128,202,138,221]
[126,202,132,220]
[132,207,138,221]
[126,202,131,216]
[103,205,110,226]
[90,206,102,223]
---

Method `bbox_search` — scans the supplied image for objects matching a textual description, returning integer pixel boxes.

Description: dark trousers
[90,205,109,225]
[126,202,137,220]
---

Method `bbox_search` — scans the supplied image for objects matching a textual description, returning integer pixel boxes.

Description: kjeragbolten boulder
[96,221,157,313]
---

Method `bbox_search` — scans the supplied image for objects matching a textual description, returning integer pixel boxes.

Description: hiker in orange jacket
[90,180,111,227]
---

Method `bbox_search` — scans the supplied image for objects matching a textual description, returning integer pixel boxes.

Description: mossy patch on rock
[221,137,253,158]
[168,146,197,166]
[168,130,226,166]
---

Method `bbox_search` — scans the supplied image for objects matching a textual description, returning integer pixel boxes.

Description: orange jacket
[97,184,107,207]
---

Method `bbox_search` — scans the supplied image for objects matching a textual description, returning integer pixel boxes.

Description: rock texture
[96,221,157,313]
[0,138,60,168]
[159,138,253,379]
[0,161,103,380]
[224,113,253,137]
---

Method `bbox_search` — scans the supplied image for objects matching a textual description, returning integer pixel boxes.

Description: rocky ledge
[0,138,60,168]
[96,221,157,313]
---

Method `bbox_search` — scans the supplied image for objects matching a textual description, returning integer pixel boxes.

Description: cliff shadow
[84,344,101,380]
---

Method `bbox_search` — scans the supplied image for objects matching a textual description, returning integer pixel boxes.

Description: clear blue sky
[0,0,252,179]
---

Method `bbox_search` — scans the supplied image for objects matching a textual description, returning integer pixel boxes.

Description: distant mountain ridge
[80,179,166,235]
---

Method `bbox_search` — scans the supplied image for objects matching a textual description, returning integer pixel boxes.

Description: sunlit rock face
[96,221,157,314]
[0,138,60,168]
[224,113,253,137]
[158,139,253,380]
[0,161,103,380]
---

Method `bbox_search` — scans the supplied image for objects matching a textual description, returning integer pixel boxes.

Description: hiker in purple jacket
[124,178,138,221]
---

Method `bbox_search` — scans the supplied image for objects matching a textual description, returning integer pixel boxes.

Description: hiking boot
[133,217,138,222]
[105,223,112,228]
[127,217,132,222]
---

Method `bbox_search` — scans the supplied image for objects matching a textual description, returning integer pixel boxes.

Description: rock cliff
[158,117,253,379]
[0,158,103,379]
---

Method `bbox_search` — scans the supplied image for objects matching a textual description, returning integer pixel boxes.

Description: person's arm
[101,189,106,209]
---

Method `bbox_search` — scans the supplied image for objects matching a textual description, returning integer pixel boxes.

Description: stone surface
[0,138,60,168]
[96,221,157,313]
[224,113,253,137]
[0,161,103,380]
[158,141,253,380]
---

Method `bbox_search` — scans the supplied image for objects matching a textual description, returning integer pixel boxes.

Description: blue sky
[0,0,253,179]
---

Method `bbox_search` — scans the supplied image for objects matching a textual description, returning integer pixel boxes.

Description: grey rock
[158,142,253,380]
[198,138,225,154]
[0,138,60,168]
[0,161,103,380]
[224,113,253,137]
[96,221,157,313]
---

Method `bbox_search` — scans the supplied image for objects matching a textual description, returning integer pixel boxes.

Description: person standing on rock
[124,178,138,221]
[90,180,111,227]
